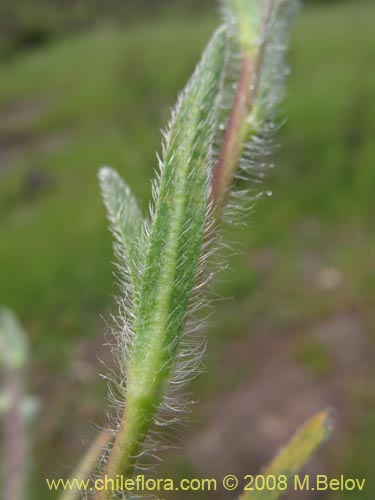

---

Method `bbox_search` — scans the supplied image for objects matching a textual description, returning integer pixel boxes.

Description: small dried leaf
[240,409,333,500]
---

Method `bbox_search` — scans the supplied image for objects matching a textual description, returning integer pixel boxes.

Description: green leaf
[240,409,333,500]
[99,167,143,297]
[102,27,228,486]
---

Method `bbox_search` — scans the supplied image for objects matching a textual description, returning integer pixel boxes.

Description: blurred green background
[0,0,374,498]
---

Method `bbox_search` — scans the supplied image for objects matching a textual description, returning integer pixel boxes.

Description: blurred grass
[0,0,374,498]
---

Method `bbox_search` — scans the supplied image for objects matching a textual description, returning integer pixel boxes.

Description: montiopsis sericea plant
[66,1,333,499]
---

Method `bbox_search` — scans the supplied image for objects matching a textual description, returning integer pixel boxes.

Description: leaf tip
[98,166,115,184]
[315,407,335,438]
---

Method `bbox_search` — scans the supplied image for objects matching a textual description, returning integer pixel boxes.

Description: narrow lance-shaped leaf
[240,409,333,500]
[212,0,299,207]
[99,167,143,297]
[98,28,228,495]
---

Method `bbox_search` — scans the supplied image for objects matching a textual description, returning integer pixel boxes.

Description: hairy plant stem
[211,54,253,204]
[101,403,148,491]
[212,0,274,206]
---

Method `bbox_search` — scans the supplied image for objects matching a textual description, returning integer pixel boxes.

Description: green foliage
[100,28,227,486]
[99,167,143,294]
[240,410,333,500]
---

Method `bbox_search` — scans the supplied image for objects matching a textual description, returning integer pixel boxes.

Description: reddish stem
[211,54,254,204]
[211,0,275,208]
